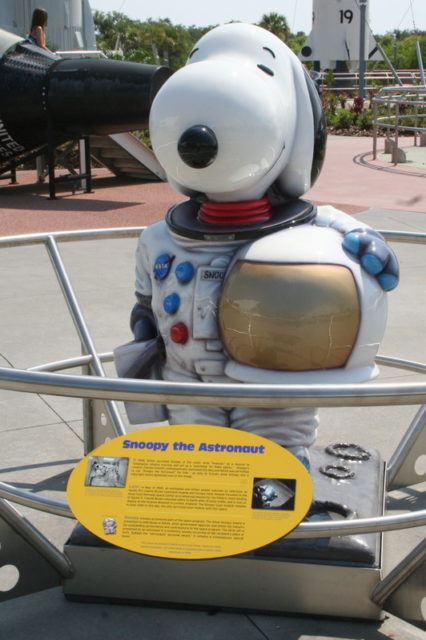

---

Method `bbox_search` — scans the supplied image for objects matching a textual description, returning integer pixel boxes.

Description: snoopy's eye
[257,64,274,76]
[263,47,276,58]
[189,47,199,58]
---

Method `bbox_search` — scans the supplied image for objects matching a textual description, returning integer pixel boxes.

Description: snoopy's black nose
[177,125,218,168]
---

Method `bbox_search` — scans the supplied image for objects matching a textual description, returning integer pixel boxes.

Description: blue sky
[90,0,426,36]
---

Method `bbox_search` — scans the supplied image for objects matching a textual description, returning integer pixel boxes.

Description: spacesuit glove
[130,295,158,341]
[342,229,399,291]
[314,208,399,291]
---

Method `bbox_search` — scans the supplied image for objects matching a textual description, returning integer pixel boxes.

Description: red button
[170,322,189,344]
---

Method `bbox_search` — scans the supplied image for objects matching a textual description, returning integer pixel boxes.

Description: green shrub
[323,70,335,87]
[132,129,152,147]
[323,91,338,116]
[325,111,337,127]
[355,110,374,130]
[334,108,354,129]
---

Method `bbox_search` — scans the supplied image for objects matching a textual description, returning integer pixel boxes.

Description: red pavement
[306,135,426,216]
[0,136,424,237]
[0,169,185,236]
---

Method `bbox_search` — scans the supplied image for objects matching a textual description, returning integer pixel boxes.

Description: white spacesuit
[135,215,319,459]
[128,23,399,467]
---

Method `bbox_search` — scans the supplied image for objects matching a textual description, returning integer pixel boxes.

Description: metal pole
[47,118,57,200]
[358,0,367,98]
[375,41,404,86]
[372,98,378,159]
[0,498,74,577]
[371,539,426,606]
[386,404,426,490]
[416,40,425,86]
[0,482,73,518]
[78,138,87,192]
[45,236,126,437]
[394,102,400,165]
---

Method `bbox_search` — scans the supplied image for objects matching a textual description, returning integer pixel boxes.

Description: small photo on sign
[251,478,296,510]
[85,456,129,488]
[102,517,118,535]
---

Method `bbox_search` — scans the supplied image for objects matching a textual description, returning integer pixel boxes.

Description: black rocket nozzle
[0,41,172,169]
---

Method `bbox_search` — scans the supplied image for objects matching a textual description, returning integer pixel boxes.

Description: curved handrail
[0,227,144,248]
[372,85,426,165]
[0,227,424,546]
[1,366,426,408]
[1,482,424,539]
[23,351,426,377]
[0,227,424,248]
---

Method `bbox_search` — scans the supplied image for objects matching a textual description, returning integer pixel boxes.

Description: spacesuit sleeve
[135,233,153,297]
[314,205,371,233]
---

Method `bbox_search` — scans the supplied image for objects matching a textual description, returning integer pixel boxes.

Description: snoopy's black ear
[303,68,327,188]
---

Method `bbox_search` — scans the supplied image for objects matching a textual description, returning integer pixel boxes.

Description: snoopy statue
[124,22,399,470]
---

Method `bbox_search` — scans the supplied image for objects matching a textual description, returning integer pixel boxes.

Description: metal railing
[0,227,424,533]
[0,227,424,610]
[320,70,423,95]
[372,85,426,164]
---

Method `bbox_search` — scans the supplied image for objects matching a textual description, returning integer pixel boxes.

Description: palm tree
[258,13,290,42]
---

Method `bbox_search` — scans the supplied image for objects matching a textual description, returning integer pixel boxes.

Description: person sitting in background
[25,7,51,51]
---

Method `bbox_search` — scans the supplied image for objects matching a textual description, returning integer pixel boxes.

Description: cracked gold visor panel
[219,261,360,371]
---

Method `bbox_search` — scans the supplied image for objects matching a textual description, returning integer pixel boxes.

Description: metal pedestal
[63,445,385,619]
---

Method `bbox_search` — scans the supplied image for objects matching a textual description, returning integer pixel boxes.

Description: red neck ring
[198,196,272,226]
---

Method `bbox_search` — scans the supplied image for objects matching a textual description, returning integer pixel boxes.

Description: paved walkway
[0,136,425,639]
[0,136,425,237]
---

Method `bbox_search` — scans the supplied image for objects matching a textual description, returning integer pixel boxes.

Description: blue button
[175,261,194,283]
[153,253,175,280]
[163,293,180,314]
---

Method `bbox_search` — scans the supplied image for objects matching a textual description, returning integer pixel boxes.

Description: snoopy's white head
[149,23,326,203]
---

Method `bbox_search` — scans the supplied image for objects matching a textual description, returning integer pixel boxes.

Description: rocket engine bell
[0,35,172,170]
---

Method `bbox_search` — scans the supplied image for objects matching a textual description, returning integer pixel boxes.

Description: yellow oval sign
[67,424,313,559]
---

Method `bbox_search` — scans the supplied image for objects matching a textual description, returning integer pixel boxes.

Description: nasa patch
[153,253,175,280]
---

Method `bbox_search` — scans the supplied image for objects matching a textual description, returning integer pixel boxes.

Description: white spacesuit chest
[192,263,228,340]
[136,221,242,356]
